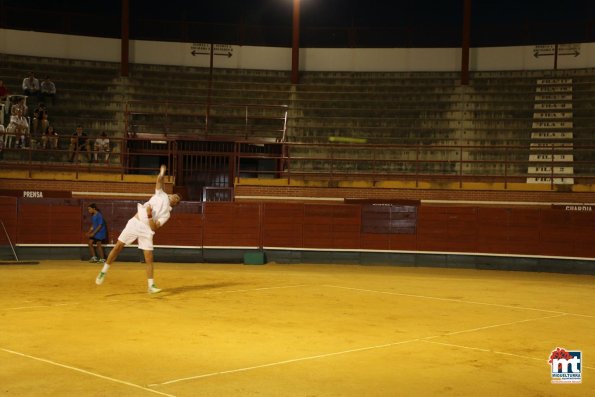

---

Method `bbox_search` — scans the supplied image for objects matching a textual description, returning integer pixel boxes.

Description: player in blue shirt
[86,203,107,263]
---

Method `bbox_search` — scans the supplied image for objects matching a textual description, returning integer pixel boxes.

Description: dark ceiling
[1,0,594,47]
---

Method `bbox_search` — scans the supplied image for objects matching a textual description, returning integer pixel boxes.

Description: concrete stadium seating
[2,53,595,184]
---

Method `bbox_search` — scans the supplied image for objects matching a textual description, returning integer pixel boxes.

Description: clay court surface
[1,260,594,396]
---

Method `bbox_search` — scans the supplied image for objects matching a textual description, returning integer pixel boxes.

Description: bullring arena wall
[2,30,595,272]
[1,195,594,274]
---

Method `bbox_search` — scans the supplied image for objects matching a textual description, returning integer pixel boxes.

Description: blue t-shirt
[92,212,107,240]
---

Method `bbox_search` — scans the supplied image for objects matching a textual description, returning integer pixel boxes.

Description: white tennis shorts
[118,217,155,251]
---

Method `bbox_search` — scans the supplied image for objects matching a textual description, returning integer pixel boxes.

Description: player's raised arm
[156,165,166,191]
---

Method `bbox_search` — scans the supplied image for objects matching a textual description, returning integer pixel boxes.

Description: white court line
[422,340,595,370]
[204,285,308,295]
[4,302,80,311]
[149,313,560,387]
[149,339,420,386]
[4,299,120,311]
[324,285,594,318]
[423,313,567,338]
[0,348,177,397]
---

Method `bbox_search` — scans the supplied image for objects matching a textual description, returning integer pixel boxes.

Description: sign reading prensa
[23,191,43,198]
[0,189,72,198]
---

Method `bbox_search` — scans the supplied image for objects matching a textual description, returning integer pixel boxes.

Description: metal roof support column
[461,0,471,85]
[291,0,301,85]
[121,0,130,77]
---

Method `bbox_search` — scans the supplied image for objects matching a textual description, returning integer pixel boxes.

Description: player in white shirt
[95,165,181,293]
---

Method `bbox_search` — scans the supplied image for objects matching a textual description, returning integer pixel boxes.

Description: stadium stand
[2,53,595,189]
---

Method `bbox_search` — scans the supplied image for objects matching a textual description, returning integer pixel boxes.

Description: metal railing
[235,140,595,190]
[0,132,125,178]
[3,132,595,191]
[125,100,288,142]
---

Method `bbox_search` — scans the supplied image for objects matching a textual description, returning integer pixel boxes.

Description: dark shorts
[89,237,106,243]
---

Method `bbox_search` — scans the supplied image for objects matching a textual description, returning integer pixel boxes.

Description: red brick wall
[235,185,595,204]
[3,198,595,258]
[3,177,591,203]
[0,178,173,198]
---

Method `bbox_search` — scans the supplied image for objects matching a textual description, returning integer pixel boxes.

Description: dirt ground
[1,260,594,397]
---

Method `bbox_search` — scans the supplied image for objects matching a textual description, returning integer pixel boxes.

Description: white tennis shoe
[148,285,162,294]
[95,271,106,285]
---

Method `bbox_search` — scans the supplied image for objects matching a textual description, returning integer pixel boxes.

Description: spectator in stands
[32,103,49,135]
[40,76,56,105]
[8,97,29,149]
[22,72,40,99]
[93,131,110,163]
[0,80,9,114]
[69,125,91,162]
[41,125,59,150]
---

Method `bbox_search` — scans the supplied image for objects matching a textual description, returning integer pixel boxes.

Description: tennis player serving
[95,165,181,293]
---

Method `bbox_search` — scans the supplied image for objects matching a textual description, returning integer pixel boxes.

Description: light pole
[291,0,301,84]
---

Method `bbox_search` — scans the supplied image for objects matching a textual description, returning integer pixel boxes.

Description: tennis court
[1,261,594,396]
